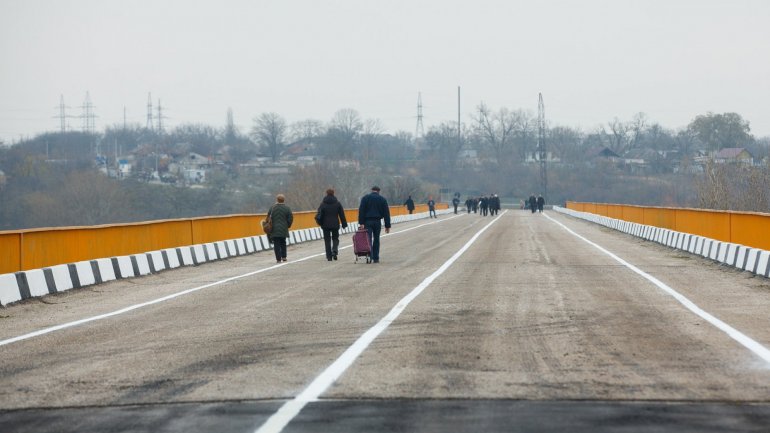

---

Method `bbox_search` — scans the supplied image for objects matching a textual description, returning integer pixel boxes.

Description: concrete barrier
[554,206,769,279]
[0,208,452,307]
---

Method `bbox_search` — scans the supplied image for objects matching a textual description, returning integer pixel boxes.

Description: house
[714,147,754,165]
[525,151,560,163]
[586,146,620,160]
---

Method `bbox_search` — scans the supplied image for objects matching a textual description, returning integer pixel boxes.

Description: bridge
[1,204,769,432]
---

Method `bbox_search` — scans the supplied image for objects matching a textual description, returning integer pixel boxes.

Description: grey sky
[1,0,769,144]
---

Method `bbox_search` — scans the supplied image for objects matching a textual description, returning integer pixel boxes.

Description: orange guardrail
[566,201,770,251]
[0,203,443,274]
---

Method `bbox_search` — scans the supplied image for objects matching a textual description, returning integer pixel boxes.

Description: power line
[78,91,97,134]
[146,92,153,130]
[52,94,71,133]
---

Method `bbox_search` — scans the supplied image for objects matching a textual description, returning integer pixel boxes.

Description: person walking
[537,194,545,213]
[427,196,437,218]
[358,186,391,264]
[528,194,537,214]
[465,196,473,213]
[404,195,415,214]
[268,194,293,263]
[317,188,348,261]
[452,195,460,214]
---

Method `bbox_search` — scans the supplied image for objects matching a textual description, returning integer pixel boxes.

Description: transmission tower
[415,92,425,139]
[78,91,96,134]
[53,94,70,133]
[156,99,167,133]
[536,93,547,201]
[146,93,153,130]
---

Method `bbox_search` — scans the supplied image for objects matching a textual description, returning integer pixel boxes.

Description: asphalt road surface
[2,210,770,432]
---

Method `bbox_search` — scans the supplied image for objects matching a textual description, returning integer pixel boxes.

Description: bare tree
[360,118,385,165]
[251,112,287,162]
[603,117,631,153]
[326,109,363,159]
[473,102,517,167]
[290,119,325,145]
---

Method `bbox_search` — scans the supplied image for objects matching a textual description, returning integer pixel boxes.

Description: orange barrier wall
[0,203,446,274]
[566,201,770,251]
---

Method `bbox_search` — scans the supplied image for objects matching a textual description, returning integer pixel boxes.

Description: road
[1,210,770,432]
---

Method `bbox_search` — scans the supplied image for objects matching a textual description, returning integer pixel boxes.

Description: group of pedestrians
[464,194,500,216]
[403,195,438,218]
[525,194,546,213]
[264,186,392,264]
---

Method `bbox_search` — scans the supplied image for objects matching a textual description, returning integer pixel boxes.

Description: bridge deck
[1,210,769,432]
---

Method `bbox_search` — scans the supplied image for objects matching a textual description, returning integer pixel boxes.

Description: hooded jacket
[317,195,348,230]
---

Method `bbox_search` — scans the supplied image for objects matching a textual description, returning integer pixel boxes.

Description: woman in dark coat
[317,188,348,261]
[268,194,293,262]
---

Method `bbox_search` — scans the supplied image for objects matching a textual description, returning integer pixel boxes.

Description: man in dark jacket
[427,196,436,218]
[528,194,537,214]
[537,194,545,213]
[404,195,415,214]
[317,188,348,261]
[358,186,391,264]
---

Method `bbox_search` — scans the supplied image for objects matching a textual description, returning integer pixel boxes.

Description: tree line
[0,106,768,231]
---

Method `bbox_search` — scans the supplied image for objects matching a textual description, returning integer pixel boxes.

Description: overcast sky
[1,0,769,144]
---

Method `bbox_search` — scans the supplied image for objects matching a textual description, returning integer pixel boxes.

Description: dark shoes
[332,254,338,260]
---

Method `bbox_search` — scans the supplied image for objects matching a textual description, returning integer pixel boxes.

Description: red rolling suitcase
[352,226,371,263]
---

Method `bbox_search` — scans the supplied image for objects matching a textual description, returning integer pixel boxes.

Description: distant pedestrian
[528,194,537,214]
[479,195,488,216]
[537,194,545,213]
[358,186,391,264]
[452,196,460,214]
[490,194,500,215]
[404,195,415,214]
[427,196,437,218]
[465,197,473,213]
[268,194,293,263]
[317,188,348,261]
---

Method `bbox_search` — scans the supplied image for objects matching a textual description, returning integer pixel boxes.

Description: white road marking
[0,214,463,348]
[545,212,770,364]
[253,211,505,433]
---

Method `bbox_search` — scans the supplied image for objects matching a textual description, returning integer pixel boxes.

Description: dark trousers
[408,209,414,214]
[453,204,458,214]
[429,208,436,218]
[272,237,287,261]
[365,219,382,261]
[322,228,340,259]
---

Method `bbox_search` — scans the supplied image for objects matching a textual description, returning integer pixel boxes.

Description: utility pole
[457,86,461,148]
[537,93,547,202]
[123,106,127,130]
[146,93,153,130]
[415,92,425,140]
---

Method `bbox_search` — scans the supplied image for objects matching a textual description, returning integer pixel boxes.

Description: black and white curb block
[553,206,770,279]
[0,209,451,307]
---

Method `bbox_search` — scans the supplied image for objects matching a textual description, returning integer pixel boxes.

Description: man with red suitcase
[358,185,391,264]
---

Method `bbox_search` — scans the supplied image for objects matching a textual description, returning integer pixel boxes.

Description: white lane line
[0,214,464,348]
[253,211,506,433]
[545,212,770,364]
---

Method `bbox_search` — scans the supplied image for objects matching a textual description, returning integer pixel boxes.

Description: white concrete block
[74,260,96,286]
[192,244,207,263]
[225,240,238,256]
[49,264,73,292]
[134,254,152,275]
[26,269,49,297]
[147,251,166,272]
[0,273,22,306]
[744,249,759,272]
[215,241,229,259]
[755,251,770,276]
[179,247,195,266]
[164,248,181,269]
[96,258,117,281]
[116,256,135,278]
